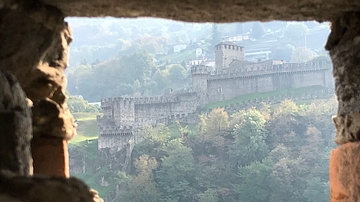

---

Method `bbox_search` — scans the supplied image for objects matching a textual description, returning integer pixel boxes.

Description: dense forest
[66,51,190,101]
[70,98,337,202]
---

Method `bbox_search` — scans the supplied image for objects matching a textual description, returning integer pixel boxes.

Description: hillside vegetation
[204,85,326,110]
[69,96,337,202]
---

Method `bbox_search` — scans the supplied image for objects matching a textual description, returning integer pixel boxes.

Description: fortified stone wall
[206,60,333,103]
[97,56,334,153]
[97,90,200,151]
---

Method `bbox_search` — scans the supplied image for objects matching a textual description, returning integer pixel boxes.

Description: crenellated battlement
[99,126,133,136]
[191,64,209,75]
[208,60,332,80]
[101,97,135,106]
[134,95,178,104]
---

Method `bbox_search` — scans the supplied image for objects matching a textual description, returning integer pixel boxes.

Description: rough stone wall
[215,43,244,70]
[0,69,32,176]
[207,69,333,103]
[98,133,133,153]
[191,65,208,106]
[97,91,198,151]
[0,173,97,202]
[0,0,78,179]
[112,98,135,127]
[99,93,198,125]
[292,71,327,89]
[134,94,198,126]
[0,1,103,201]
[42,0,360,23]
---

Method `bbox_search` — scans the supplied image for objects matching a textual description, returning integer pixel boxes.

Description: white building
[222,34,250,42]
[195,47,207,59]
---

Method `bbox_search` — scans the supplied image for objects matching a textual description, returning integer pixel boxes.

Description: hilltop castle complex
[96,42,334,154]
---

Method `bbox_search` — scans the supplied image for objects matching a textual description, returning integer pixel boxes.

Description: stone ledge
[0,173,102,202]
[330,142,360,202]
[40,0,360,22]
[31,137,69,177]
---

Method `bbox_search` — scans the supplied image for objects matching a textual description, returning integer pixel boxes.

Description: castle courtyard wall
[207,69,332,103]
[134,92,198,127]
[292,70,328,89]
[98,133,133,153]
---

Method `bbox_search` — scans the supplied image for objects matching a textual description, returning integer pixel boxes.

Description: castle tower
[191,63,209,105]
[112,97,135,127]
[215,42,244,70]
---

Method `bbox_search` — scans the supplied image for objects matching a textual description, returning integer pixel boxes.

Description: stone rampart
[134,95,178,104]
[208,61,331,81]
[97,58,334,154]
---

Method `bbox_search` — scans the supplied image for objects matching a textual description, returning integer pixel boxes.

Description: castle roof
[229,60,254,68]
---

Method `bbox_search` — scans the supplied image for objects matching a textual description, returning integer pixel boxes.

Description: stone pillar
[325,12,360,202]
[0,1,76,177]
[0,69,32,176]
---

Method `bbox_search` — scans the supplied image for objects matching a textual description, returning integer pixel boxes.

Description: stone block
[0,69,32,175]
[330,142,360,202]
[0,174,102,202]
[329,148,348,202]
[31,137,69,177]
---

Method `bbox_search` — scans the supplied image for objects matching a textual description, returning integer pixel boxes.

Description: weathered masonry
[1,0,360,201]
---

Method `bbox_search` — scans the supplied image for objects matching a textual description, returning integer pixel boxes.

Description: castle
[96,42,334,154]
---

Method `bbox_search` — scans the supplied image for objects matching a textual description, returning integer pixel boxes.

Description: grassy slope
[70,113,101,144]
[159,49,196,63]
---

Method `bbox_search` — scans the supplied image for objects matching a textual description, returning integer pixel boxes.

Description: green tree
[266,113,307,152]
[67,95,100,113]
[290,46,317,63]
[118,155,160,202]
[156,138,196,202]
[199,108,229,137]
[269,157,306,202]
[68,50,161,101]
[270,44,295,62]
[133,124,171,162]
[273,99,299,117]
[302,177,329,202]
[197,188,219,202]
[229,109,269,167]
[236,158,273,202]
[168,64,187,83]
[194,108,230,157]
